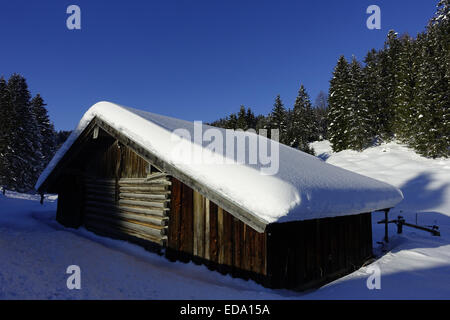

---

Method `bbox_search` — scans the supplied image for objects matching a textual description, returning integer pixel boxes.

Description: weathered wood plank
[118,205,168,217]
[118,199,168,208]
[217,207,224,265]
[168,178,182,250]
[204,199,210,261]
[119,192,168,200]
[223,210,233,267]
[179,182,193,254]
[193,191,205,258]
[85,217,167,246]
[233,218,242,270]
[209,201,219,264]
[118,179,171,186]
[119,186,168,192]
[85,212,166,238]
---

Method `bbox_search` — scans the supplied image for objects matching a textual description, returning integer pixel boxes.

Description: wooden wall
[71,135,171,249]
[265,213,373,290]
[167,178,267,281]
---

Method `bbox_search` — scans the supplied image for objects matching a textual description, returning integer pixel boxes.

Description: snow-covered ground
[1,141,449,299]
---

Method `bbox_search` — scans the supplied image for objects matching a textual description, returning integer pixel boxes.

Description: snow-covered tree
[268,95,288,144]
[31,94,56,170]
[328,55,351,152]
[347,57,372,151]
[289,84,315,154]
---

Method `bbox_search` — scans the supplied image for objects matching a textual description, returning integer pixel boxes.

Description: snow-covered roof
[36,101,403,230]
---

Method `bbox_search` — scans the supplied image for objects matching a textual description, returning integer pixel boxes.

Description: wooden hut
[36,102,403,290]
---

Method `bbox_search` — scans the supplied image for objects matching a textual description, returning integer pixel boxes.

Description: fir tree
[268,95,288,144]
[290,84,315,154]
[363,49,383,142]
[392,34,419,144]
[347,57,372,150]
[31,94,56,169]
[236,105,248,130]
[314,91,329,140]
[6,74,41,191]
[378,30,402,141]
[0,77,14,189]
[328,55,351,152]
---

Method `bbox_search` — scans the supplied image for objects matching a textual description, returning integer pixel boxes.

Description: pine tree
[245,107,257,129]
[347,57,372,150]
[328,55,351,152]
[0,77,14,189]
[392,34,419,143]
[268,95,288,144]
[377,30,402,141]
[236,105,248,130]
[314,91,329,140]
[362,49,383,142]
[31,94,56,170]
[415,1,450,157]
[6,74,41,191]
[290,84,315,154]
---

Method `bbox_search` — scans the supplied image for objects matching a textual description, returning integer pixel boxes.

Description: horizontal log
[85,212,167,237]
[119,186,169,192]
[85,218,167,246]
[120,192,168,200]
[119,205,169,217]
[118,199,168,208]
[84,207,168,226]
[118,179,171,186]
[145,172,168,181]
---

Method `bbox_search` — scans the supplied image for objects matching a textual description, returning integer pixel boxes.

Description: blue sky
[0,1,437,130]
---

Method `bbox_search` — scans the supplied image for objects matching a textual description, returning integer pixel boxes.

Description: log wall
[167,178,267,280]
[265,213,373,290]
[78,137,171,248]
[83,175,171,246]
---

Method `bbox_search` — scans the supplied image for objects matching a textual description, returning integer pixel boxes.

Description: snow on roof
[36,101,403,226]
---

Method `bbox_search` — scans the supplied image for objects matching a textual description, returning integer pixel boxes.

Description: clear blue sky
[0,0,437,130]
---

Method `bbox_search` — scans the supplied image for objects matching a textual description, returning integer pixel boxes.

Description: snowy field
[1,141,449,299]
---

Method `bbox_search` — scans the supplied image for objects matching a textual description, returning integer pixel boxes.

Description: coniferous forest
[0,74,69,192]
[211,0,450,158]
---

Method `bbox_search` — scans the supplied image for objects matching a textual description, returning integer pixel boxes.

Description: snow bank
[36,102,403,224]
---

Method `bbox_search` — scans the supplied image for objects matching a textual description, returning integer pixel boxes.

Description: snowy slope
[1,140,449,299]
[36,102,403,225]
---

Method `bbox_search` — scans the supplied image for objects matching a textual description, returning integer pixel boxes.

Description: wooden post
[384,209,390,243]
[397,216,405,234]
